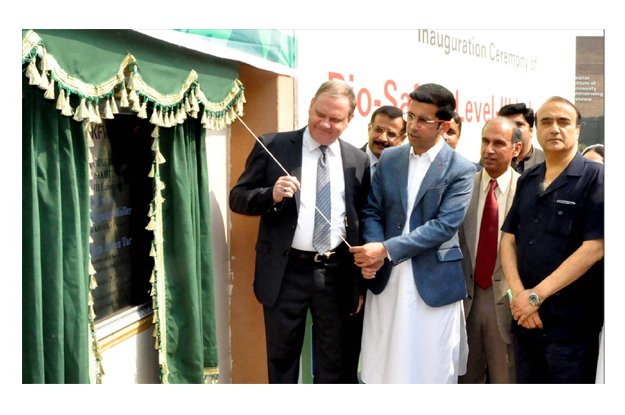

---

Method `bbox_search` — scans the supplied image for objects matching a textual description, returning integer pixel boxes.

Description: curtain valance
[22,29,245,133]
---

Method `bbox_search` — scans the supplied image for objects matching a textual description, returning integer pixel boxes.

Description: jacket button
[283,250,290,256]
[397,224,402,229]
[558,210,563,215]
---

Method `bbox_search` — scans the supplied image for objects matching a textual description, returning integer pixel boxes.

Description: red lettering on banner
[465,101,473,122]
[473,101,484,122]
[399,93,411,112]
[328,72,344,81]
[357,88,372,116]
[384,80,398,107]
[483,99,491,121]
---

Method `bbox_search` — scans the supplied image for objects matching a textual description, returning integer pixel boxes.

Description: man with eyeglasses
[361,106,406,176]
[338,105,407,383]
[350,83,475,383]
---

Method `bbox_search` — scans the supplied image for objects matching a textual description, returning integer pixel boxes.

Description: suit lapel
[396,145,410,215]
[466,171,482,269]
[340,139,355,208]
[493,169,519,274]
[413,143,450,209]
[290,130,304,211]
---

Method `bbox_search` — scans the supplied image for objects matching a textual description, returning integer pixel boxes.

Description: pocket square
[555,199,576,205]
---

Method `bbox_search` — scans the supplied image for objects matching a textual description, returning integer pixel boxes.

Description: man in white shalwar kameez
[350,83,475,383]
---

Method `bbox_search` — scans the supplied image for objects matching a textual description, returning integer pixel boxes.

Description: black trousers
[263,247,348,384]
[340,302,364,383]
[514,328,600,383]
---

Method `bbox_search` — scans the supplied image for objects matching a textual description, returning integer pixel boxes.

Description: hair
[370,105,406,133]
[409,83,456,121]
[314,79,357,116]
[582,143,605,160]
[498,102,535,127]
[451,111,462,134]
[536,96,582,126]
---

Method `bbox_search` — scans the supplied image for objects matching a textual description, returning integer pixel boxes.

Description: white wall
[205,127,233,384]
[295,29,600,163]
[100,326,159,384]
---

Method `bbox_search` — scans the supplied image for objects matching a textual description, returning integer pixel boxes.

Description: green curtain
[23,29,236,384]
[157,120,217,383]
[22,76,92,383]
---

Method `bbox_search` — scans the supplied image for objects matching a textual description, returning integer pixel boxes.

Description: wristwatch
[528,290,542,306]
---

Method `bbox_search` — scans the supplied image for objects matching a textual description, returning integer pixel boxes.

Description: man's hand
[518,311,544,329]
[350,243,387,278]
[511,288,544,329]
[272,175,300,203]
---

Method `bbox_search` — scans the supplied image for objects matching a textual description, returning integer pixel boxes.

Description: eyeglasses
[371,125,402,140]
[402,112,443,127]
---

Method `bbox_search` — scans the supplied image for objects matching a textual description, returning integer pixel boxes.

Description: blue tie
[313,145,331,254]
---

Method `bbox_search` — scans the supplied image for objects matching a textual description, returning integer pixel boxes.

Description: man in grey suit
[458,117,522,383]
[350,83,476,383]
[229,80,370,383]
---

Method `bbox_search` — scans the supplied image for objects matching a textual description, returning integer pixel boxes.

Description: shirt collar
[409,137,445,161]
[303,127,341,156]
[481,167,513,194]
[365,144,378,165]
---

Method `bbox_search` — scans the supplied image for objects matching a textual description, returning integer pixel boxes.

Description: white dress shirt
[291,128,346,252]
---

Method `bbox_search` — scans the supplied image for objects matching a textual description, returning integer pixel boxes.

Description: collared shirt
[365,144,379,177]
[512,145,545,173]
[386,139,445,261]
[502,152,604,337]
[474,167,514,252]
[405,139,444,220]
[291,128,346,251]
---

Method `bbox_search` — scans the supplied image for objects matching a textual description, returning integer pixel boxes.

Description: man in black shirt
[500,97,604,383]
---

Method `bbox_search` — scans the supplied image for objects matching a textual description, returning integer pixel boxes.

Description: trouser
[459,285,514,384]
[340,301,364,383]
[263,246,347,384]
[514,328,600,383]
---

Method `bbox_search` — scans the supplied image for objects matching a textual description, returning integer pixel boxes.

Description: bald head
[481,117,522,178]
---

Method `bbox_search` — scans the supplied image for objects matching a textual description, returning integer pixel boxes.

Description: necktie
[474,179,498,290]
[313,145,331,254]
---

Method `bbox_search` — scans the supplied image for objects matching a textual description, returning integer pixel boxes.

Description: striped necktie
[312,145,331,254]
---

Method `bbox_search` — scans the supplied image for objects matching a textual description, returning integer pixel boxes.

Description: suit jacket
[362,142,475,307]
[229,127,370,311]
[459,168,519,344]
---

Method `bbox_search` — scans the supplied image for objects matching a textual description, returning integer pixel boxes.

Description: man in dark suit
[229,80,370,383]
[350,83,475,383]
